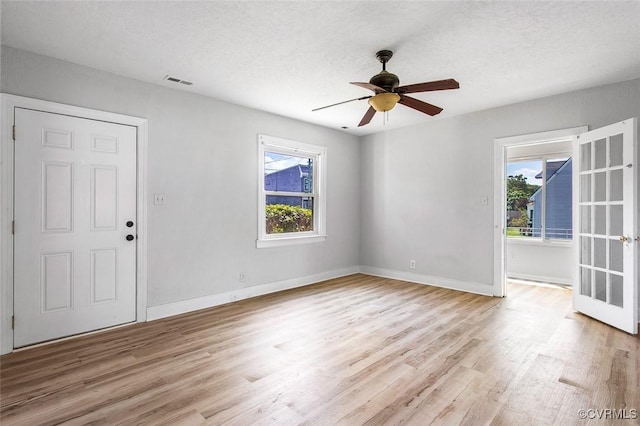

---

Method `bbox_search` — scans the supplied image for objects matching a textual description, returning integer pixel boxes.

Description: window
[506,154,573,241]
[257,134,327,248]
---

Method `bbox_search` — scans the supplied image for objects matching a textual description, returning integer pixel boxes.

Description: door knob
[619,235,629,243]
[126,234,135,241]
[126,221,134,228]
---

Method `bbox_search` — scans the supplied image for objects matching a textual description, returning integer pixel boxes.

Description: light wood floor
[1,274,639,425]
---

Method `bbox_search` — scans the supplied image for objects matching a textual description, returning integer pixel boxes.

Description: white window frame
[507,151,573,243]
[257,134,327,248]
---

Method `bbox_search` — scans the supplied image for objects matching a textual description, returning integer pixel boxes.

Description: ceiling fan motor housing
[369,71,400,92]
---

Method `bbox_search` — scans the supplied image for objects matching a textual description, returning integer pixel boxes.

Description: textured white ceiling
[2,1,639,135]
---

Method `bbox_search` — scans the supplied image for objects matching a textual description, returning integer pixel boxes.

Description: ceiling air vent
[163,75,193,86]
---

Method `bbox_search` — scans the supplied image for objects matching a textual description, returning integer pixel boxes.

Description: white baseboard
[146,266,360,321]
[358,266,494,297]
[507,272,572,286]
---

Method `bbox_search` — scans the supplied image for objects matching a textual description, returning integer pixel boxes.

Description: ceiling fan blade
[350,82,386,93]
[358,106,377,127]
[397,79,459,94]
[399,95,443,116]
[312,95,372,112]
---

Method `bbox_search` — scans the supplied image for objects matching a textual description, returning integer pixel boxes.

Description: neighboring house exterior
[265,163,313,208]
[530,158,572,239]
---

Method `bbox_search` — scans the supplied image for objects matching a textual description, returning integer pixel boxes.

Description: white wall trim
[147,266,360,321]
[359,266,494,297]
[493,126,588,298]
[0,94,148,355]
[507,273,572,286]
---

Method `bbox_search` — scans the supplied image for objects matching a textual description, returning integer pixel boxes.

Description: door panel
[14,108,137,347]
[574,118,637,334]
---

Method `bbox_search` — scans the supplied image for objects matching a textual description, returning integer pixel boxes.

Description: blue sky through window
[264,152,310,175]
[507,160,542,184]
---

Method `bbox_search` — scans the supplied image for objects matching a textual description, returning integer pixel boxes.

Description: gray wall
[1,46,361,307]
[2,45,639,309]
[360,78,640,292]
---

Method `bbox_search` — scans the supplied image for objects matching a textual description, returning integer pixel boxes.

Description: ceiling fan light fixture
[368,92,400,112]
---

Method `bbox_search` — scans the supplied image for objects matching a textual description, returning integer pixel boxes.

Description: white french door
[14,108,138,347]
[574,118,637,334]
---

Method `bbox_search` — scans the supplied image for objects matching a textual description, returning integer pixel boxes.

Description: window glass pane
[265,196,313,234]
[609,134,623,167]
[506,160,542,238]
[594,138,606,169]
[580,142,591,171]
[544,157,572,239]
[264,151,313,193]
[610,274,623,307]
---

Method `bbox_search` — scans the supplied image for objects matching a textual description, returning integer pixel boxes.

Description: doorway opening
[493,126,587,298]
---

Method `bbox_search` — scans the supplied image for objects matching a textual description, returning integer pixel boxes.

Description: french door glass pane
[594,205,606,235]
[580,142,591,171]
[610,274,623,308]
[580,267,592,297]
[580,205,591,233]
[610,170,623,201]
[595,138,606,169]
[580,175,591,202]
[609,134,623,167]
[594,270,607,302]
[594,172,606,201]
[609,239,623,273]
[594,237,606,269]
[610,205,623,236]
[580,236,591,264]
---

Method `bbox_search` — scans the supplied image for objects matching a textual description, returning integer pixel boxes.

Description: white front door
[14,108,137,347]
[574,118,637,334]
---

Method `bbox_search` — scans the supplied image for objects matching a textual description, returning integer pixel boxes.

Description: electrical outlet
[410,260,416,269]
[239,272,246,283]
[154,193,167,205]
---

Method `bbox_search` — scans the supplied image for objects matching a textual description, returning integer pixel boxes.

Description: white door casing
[1,94,148,354]
[14,108,137,347]
[573,118,638,334]
[493,126,588,297]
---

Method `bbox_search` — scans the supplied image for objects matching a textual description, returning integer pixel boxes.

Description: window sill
[256,234,327,248]
[507,237,573,248]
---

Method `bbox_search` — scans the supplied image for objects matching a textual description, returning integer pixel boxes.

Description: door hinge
[12,125,16,141]
[11,221,15,235]
[11,315,15,330]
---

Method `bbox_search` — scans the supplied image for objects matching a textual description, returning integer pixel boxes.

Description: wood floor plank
[2,274,639,425]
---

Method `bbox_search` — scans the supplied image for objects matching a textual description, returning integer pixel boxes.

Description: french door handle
[619,236,628,243]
